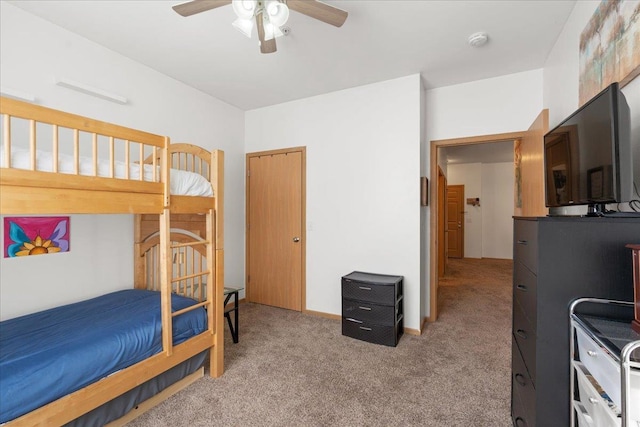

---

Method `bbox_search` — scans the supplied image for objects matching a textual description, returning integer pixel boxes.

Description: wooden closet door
[447,184,464,258]
[247,148,304,311]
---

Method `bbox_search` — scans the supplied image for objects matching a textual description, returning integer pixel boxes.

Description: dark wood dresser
[341,271,403,347]
[511,216,640,426]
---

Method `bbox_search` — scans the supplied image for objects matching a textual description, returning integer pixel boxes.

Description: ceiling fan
[173,0,348,54]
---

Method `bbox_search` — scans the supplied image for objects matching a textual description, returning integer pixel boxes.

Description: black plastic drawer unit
[341,271,403,347]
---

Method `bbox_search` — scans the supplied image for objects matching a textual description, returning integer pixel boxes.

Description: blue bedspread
[0,289,207,423]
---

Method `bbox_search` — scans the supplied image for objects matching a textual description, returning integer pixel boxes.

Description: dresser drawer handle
[516,284,528,292]
[359,326,372,331]
[358,286,372,291]
[515,417,527,427]
[588,397,599,404]
[515,373,527,387]
[517,240,528,245]
[346,318,363,324]
[587,350,598,357]
[358,306,372,311]
[516,329,528,340]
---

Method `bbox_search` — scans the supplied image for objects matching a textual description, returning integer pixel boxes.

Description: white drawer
[574,401,595,427]
[576,325,622,404]
[575,362,620,427]
[575,324,640,419]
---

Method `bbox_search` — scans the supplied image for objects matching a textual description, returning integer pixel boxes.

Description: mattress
[0,289,208,424]
[0,148,214,197]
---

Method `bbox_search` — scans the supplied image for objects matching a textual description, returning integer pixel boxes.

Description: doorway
[246,147,306,311]
[428,108,548,322]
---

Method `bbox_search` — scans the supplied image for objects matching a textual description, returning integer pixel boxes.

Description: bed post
[159,208,173,356]
[211,149,225,377]
[162,137,170,208]
[133,214,145,289]
[159,137,172,355]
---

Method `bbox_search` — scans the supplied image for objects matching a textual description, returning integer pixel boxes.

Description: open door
[515,110,549,217]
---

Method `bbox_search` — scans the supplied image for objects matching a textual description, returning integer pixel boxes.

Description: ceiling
[9,0,576,111]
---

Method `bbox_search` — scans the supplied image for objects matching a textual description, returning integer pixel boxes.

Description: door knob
[293,237,300,242]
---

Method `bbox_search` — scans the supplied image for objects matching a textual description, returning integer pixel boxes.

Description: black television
[543,82,632,216]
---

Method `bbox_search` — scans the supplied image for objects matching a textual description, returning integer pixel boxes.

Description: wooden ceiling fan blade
[172,0,231,17]
[287,0,348,27]
[256,14,277,54]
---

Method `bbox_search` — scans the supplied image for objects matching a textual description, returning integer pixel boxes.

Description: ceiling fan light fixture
[173,0,348,54]
[265,0,289,27]
[232,18,254,38]
[232,0,256,20]
[263,20,284,40]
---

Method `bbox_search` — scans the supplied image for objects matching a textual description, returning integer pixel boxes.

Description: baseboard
[105,367,204,427]
[403,327,422,336]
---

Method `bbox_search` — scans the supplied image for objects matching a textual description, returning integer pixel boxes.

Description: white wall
[481,162,514,259]
[426,69,545,141]
[424,69,544,318]
[447,163,483,258]
[0,3,245,320]
[419,81,427,321]
[447,162,514,260]
[245,75,422,331]
[544,1,640,214]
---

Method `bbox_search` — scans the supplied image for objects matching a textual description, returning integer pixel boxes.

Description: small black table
[224,287,243,343]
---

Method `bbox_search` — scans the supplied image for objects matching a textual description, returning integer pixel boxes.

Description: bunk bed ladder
[157,209,215,357]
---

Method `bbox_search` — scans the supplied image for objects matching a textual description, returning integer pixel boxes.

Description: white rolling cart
[569,298,640,427]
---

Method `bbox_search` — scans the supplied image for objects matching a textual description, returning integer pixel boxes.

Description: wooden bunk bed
[0,96,224,426]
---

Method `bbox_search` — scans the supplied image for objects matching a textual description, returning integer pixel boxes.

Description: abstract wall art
[579,0,640,105]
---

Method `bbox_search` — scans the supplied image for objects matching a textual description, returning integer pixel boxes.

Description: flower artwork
[4,217,70,258]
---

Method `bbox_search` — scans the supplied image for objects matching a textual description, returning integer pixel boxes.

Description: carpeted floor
[126,258,513,426]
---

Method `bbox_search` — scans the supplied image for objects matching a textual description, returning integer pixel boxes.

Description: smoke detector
[468,32,489,47]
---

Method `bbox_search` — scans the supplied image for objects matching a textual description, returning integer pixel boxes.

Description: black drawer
[342,298,397,326]
[511,385,531,427]
[512,339,536,427]
[342,279,400,305]
[514,220,538,274]
[513,261,537,326]
[513,302,536,384]
[342,317,402,347]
